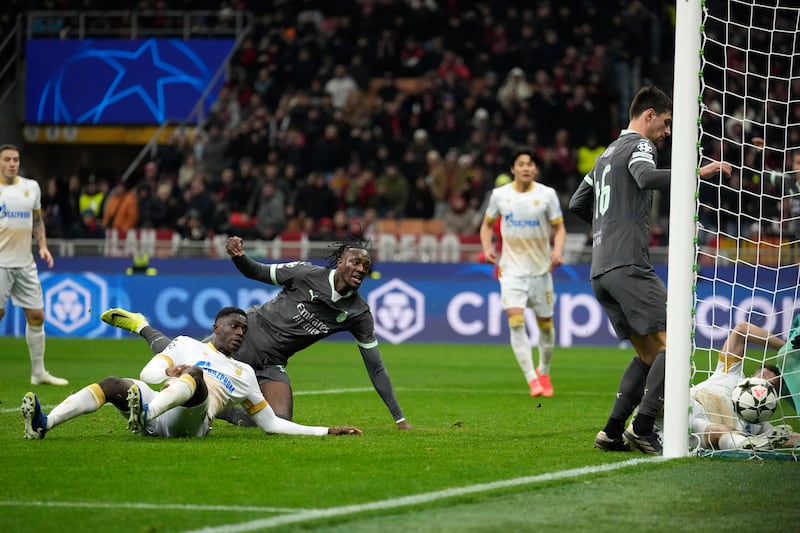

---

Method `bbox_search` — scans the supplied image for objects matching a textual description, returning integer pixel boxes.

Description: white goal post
[664,0,702,458]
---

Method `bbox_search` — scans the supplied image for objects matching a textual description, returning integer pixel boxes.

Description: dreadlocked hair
[326,234,373,271]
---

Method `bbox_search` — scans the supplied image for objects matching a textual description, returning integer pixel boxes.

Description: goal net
[686,0,800,459]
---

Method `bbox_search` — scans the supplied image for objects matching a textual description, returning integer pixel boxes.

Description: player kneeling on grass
[21,306,362,440]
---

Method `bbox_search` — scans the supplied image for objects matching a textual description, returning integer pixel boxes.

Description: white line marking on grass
[0,501,308,513]
[182,457,669,533]
[294,387,374,396]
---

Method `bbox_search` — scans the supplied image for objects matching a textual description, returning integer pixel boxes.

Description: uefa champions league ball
[731,377,778,424]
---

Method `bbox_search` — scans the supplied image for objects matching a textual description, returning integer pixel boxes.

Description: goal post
[664,0,702,459]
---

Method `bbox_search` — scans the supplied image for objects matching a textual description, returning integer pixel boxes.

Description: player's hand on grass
[328,426,363,436]
[396,420,413,430]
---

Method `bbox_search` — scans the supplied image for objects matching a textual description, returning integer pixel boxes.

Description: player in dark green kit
[103,235,411,430]
[224,234,410,429]
[569,86,730,454]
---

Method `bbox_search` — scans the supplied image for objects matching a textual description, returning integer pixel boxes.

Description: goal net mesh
[693,0,800,458]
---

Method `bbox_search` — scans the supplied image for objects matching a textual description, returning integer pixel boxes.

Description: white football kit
[690,354,774,437]
[0,176,45,309]
[484,182,563,313]
[136,336,328,437]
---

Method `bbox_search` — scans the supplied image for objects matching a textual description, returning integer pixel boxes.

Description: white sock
[538,327,555,375]
[26,323,46,376]
[717,432,747,450]
[510,324,537,382]
[47,384,105,430]
[146,374,197,420]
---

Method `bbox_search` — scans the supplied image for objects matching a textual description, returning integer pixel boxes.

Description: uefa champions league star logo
[368,279,425,344]
[29,38,233,124]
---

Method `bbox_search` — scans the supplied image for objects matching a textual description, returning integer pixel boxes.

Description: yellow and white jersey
[690,352,770,434]
[155,335,268,420]
[484,182,563,277]
[0,176,40,268]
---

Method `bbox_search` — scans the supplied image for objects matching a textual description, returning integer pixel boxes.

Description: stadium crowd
[13,1,694,247]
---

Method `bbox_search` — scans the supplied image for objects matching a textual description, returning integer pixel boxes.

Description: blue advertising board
[2,259,798,348]
[25,38,235,124]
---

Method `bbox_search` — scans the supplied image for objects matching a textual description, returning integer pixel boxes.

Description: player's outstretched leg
[102,308,148,334]
[21,392,48,439]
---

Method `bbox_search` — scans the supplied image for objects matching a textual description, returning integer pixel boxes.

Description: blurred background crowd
[5,1,720,250]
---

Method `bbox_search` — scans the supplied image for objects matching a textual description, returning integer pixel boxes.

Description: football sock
[26,323,46,376]
[603,357,650,438]
[717,432,747,450]
[633,350,666,435]
[146,373,197,420]
[47,383,105,429]
[140,326,172,354]
[509,315,537,382]
[538,326,555,375]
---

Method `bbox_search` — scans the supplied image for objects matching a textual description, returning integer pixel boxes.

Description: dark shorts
[254,365,291,386]
[591,265,667,340]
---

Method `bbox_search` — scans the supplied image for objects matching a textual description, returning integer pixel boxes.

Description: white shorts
[121,379,211,438]
[499,273,554,317]
[0,264,44,310]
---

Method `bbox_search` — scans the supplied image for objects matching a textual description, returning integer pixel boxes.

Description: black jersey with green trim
[570,130,665,279]
[233,261,376,369]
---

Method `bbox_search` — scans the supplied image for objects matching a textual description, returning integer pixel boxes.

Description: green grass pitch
[1,336,798,532]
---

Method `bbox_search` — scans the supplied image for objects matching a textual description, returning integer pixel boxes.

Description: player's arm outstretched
[358,343,412,430]
[720,322,785,361]
[226,236,276,283]
[249,403,363,436]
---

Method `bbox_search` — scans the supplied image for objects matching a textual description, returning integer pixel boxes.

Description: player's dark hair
[510,148,539,168]
[327,235,373,271]
[629,86,672,120]
[0,144,19,154]
[761,364,792,409]
[215,306,247,323]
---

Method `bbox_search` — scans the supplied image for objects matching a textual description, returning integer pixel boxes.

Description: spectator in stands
[177,153,199,192]
[576,131,606,178]
[324,64,358,110]
[208,85,241,129]
[375,162,409,218]
[197,124,229,184]
[295,171,337,223]
[78,175,105,219]
[406,175,436,220]
[155,132,186,182]
[181,175,215,230]
[497,67,533,113]
[41,177,69,239]
[146,182,183,231]
[345,168,378,217]
[176,209,208,243]
[250,181,286,241]
[69,209,105,239]
[102,179,139,234]
[311,123,349,174]
[442,193,480,236]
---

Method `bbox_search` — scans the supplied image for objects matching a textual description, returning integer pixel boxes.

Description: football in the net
[731,377,778,424]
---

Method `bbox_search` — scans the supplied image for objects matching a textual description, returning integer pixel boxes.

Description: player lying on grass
[618,321,798,453]
[21,306,362,439]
